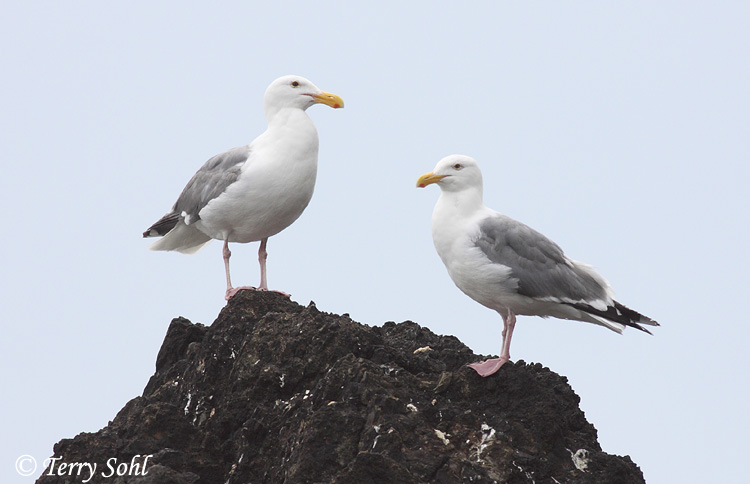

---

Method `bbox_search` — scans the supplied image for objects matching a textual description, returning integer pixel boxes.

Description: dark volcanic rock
[37,291,645,483]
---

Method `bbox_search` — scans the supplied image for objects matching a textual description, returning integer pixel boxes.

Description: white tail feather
[584,313,626,334]
[148,223,212,254]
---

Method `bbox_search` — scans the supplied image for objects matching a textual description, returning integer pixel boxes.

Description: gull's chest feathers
[431,198,517,309]
[433,201,506,273]
[197,111,320,242]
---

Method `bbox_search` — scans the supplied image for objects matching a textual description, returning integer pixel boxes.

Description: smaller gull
[144,75,343,300]
[417,155,658,377]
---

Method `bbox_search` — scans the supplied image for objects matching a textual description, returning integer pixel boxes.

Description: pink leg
[468,309,516,377]
[223,240,234,297]
[257,238,291,298]
[225,238,290,300]
[224,239,257,300]
[258,237,268,290]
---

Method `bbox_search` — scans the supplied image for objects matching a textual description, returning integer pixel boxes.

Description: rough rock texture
[37,291,645,483]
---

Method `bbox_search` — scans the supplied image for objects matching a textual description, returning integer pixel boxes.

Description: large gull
[144,75,343,300]
[417,155,658,377]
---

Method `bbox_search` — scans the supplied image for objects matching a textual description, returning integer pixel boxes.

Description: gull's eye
[452,163,463,170]
[291,80,300,87]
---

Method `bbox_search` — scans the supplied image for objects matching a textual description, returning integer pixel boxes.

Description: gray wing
[474,214,607,303]
[143,145,250,237]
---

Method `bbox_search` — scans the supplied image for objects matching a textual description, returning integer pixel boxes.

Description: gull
[144,75,343,300]
[417,154,658,377]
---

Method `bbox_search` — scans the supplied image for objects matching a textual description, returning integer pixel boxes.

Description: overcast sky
[2,2,748,483]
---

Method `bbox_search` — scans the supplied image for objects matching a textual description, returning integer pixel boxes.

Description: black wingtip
[143,212,180,239]
[569,300,658,335]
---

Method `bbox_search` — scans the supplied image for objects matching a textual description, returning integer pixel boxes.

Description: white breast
[196,109,320,243]
[431,198,516,312]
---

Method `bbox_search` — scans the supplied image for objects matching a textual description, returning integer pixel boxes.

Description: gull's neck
[435,185,485,221]
[431,185,486,266]
[253,106,319,166]
[266,105,309,125]
[264,107,318,146]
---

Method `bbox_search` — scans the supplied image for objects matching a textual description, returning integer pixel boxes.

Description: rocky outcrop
[37,291,645,483]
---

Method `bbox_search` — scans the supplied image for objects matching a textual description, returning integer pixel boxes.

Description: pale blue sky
[2,2,748,483]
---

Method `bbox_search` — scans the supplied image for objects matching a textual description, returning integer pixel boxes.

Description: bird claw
[467,357,509,377]
[225,286,291,300]
[225,286,256,300]
[259,287,292,298]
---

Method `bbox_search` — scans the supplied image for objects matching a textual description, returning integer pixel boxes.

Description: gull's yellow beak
[311,91,344,109]
[416,172,447,188]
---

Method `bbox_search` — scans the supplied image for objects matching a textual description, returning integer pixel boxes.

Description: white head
[263,75,344,120]
[416,154,484,194]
